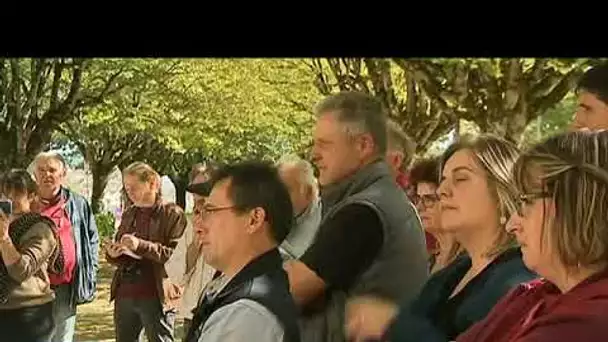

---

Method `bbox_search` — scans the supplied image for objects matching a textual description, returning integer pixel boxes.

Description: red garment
[116,207,157,299]
[40,196,77,285]
[396,171,410,190]
[425,232,438,252]
[458,270,608,342]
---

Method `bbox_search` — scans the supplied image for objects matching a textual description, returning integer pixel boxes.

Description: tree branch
[532,68,584,114]
[79,66,126,107]
[311,59,332,95]
[49,59,64,111]
[394,59,456,118]
[22,59,47,122]
[0,59,8,124]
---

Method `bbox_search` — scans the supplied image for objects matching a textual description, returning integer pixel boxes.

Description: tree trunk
[90,163,113,214]
[454,120,461,141]
[169,174,189,209]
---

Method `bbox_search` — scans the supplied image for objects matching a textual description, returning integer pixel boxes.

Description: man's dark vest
[185,249,300,342]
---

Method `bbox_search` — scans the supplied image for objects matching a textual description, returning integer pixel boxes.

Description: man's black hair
[211,161,294,243]
[577,62,608,105]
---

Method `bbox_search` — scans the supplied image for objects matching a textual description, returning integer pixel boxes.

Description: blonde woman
[456,129,608,341]
[346,135,537,342]
[105,162,188,342]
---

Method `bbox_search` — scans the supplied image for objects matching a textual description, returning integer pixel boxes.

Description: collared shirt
[39,194,76,285]
[192,251,291,342]
[198,299,284,342]
[279,197,322,260]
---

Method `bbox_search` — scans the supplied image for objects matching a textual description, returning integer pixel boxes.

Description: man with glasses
[183,161,300,342]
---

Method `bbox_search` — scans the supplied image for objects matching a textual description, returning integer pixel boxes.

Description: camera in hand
[0,200,12,216]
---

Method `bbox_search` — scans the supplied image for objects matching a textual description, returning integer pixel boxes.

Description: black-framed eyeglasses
[412,194,439,209]
[515,192,551,216]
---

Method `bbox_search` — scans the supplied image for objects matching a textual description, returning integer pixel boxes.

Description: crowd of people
[0,62,607,342]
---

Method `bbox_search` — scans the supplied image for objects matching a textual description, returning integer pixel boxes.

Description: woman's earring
[499,216,507,226]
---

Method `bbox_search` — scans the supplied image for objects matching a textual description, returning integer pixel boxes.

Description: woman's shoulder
[17,213,57,241]
[159,201,186,220]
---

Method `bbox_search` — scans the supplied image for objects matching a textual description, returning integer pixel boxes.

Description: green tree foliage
[0,58,134,170]
[520,94,577,148]
[145,59,319,208]
[310,58,455,154]
[58,58,318,211]
[156,58,319,162]
[59,59,183,213]
[395,58,590,143]
[95,211,116,240]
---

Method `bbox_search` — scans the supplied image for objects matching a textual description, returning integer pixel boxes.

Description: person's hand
[105,242,125,259]
[120,234,140,251]
[0,209,10,240]
[345,296,399,342]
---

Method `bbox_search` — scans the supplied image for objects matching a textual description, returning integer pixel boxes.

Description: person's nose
[505,211,521,234]
[437,179,451,200]
[194,220,207,236]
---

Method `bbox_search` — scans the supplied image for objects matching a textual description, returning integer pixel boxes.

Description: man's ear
[357,133,376,157]
[386,151,404,171]
[247,207,266,234]
[60,166,68,180]
[393,151,404,170]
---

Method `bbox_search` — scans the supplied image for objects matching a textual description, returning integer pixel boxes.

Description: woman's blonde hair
[441,134,521,258]
[122,162,162,198]
[513,130,608,269]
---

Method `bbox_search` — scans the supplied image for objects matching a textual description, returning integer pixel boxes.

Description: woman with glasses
[346,135,537,342]
[409,157,462,274]
[105,162,188,342]
[455,129,608,341]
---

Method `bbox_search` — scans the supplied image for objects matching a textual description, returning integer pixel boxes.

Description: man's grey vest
[300,160,429,342]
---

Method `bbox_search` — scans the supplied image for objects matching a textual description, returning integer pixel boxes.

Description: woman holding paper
[105,162,188,342]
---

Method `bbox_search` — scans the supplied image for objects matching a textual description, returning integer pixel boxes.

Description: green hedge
[95,212,116,240]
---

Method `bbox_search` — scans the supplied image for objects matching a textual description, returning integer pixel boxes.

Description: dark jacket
[62,186,99,305]
[107,201,187,311]
[387,248,537,342]
[185,248,300,342]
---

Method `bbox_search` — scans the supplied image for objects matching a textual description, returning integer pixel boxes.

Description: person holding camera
[105,162,187,342]
[0,169,63,342]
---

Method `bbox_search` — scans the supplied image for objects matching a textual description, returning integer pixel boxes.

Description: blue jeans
[51,315,77,342]
[50,283,78,342]
[114,297,176,342]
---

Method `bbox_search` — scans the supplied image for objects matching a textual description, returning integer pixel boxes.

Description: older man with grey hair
[32,151,99,342]
[284,91,428,342]
[277,155,322,260]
